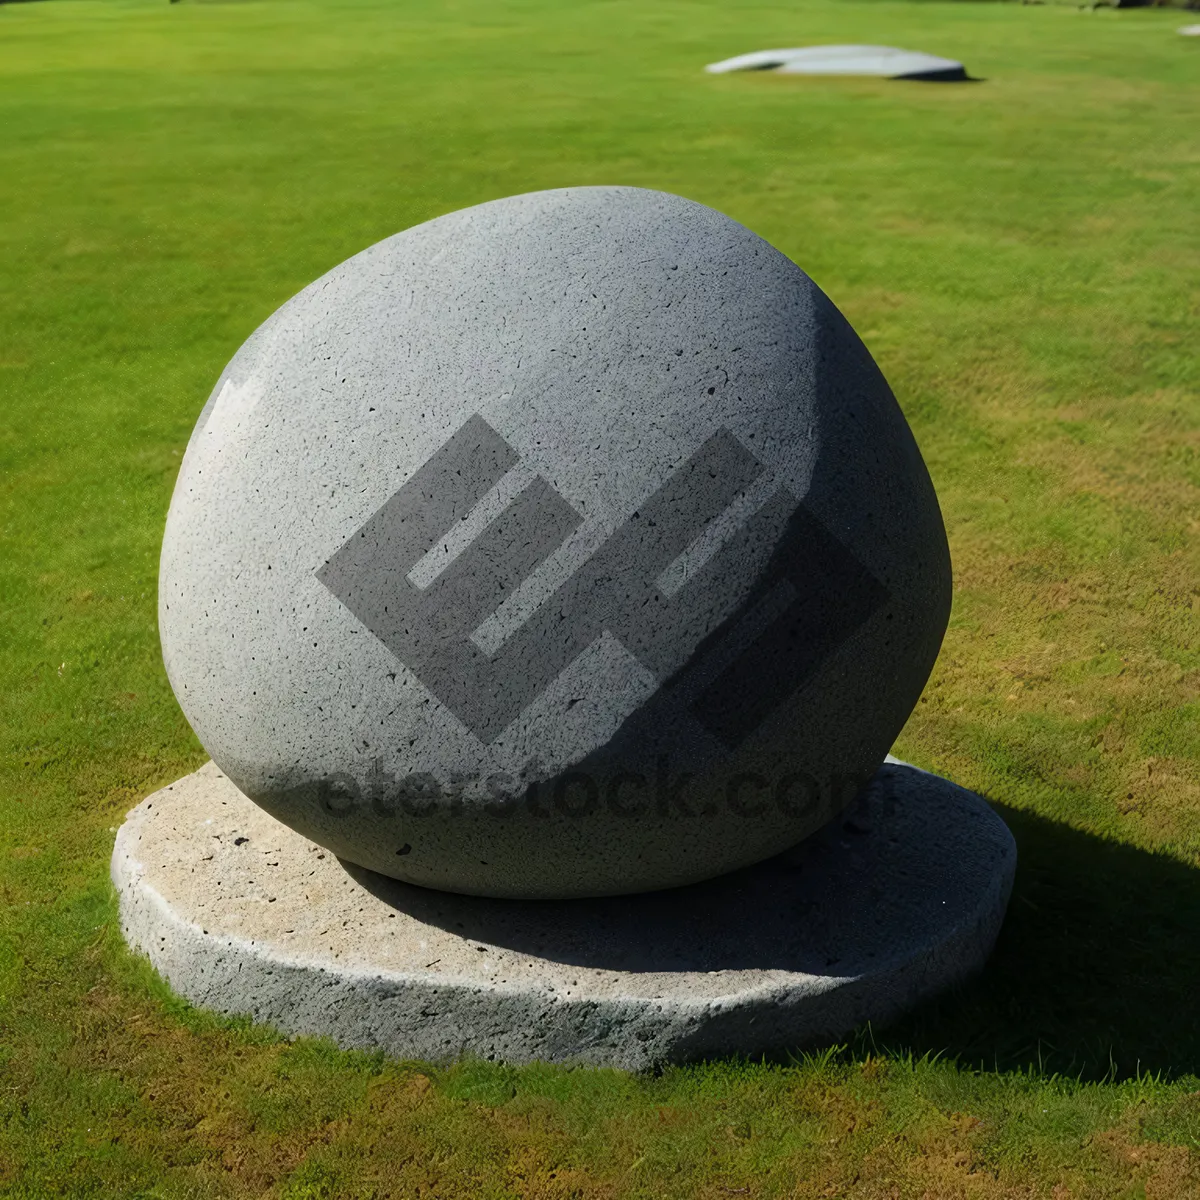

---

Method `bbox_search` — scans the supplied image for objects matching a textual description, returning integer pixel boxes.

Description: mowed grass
[2,0,1199,1194]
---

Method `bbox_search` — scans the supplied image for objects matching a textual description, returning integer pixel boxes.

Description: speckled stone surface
[159,185,952,897]
[111,757,1015,1070]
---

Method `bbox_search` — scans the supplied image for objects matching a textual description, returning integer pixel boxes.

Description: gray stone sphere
[160,186,951,899]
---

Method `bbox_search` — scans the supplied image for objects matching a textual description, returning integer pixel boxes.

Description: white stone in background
[111,758,1016,1071]
[1179,24,1200,35]
[705,45,968,81]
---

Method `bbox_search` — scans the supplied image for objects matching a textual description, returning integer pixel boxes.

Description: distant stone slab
[159,186,952,899]
[112,757,1015,1070]
[705,45,968,81]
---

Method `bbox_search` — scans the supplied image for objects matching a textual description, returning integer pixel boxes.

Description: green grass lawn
[2,0,1199,1194]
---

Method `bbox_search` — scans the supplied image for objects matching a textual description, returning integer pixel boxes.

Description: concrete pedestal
[111,758,1014,1070]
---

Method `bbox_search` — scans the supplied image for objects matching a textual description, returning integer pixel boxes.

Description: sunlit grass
[1,0,1198,1193]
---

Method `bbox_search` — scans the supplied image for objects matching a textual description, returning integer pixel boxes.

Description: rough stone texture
[159,185,952,897]
[705,46,968,81]
[112,757,1014,1070]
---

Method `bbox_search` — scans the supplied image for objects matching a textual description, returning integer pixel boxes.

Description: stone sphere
[160,186,951,899]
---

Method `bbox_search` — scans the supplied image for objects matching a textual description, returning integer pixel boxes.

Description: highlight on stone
[705,45,968,82]
[156,185,953,900]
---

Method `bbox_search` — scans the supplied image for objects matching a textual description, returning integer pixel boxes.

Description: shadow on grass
[875,802,1200,1083]
[897,72,985,83]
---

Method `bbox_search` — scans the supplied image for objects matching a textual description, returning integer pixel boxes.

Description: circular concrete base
[111,758,1015,1070]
